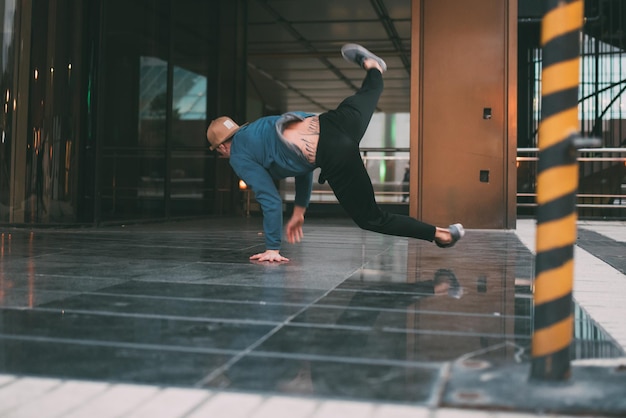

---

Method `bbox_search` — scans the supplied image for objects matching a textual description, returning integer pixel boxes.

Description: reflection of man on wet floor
[334,269,462,327]
[207,44,464,262]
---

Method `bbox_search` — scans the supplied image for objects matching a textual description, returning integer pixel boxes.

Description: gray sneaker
[341,43,387,72]
[436,223,465,248]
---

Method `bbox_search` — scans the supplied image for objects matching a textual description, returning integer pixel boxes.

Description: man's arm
[230,157,289,262]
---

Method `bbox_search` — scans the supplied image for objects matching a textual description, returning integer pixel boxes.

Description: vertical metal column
[530,0,584,380]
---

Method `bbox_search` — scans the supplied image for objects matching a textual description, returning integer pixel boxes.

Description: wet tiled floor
[0,217,623,413]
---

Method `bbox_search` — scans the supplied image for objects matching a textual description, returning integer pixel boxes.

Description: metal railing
[277,147,626,217]
[517,147,626,216]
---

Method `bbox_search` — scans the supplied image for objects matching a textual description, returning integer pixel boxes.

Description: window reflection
[139,56,167,147]
[170,67,209,214]
[100,1,169,220]
[0,0,17,222]
[173,66,206,121]
[23,0,81,223]
[135,61,210,210]
[99,0,217,221]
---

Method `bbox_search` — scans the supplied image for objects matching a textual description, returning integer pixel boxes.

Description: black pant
[316,69,436,242]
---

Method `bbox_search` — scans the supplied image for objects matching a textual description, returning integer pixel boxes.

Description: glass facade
[1,0,247,225]
[0,0,19,222]
[98,0,224,222]
[24,0,92,223]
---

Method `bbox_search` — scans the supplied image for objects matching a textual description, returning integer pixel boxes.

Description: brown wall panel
[411,0,516,229]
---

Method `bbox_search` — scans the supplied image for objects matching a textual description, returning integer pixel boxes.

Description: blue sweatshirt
[229,112,316,250]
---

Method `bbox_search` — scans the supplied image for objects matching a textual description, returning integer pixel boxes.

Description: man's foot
[341,43,387,72]
[435,223,465,248]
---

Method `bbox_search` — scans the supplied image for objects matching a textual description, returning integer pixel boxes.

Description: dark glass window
[0,0,19,222]
[23,0,87,223]
[99,0,218,221]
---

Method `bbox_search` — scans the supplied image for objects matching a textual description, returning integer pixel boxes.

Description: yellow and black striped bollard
[530,0,584,381]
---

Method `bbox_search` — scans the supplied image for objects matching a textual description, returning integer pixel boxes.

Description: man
[207,44,464,262]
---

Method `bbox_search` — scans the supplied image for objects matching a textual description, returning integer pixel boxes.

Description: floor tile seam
[45,289,322,308]
[2,251,73,260]
[7,229,243,236]
[304,303,532,320]
[0,306,283,327]
[1,264,203,273]
[8,238,256,248]
[0,332,242,356]
[379,326,533,340]
[69,288,489,307]
[121,280,330,293]
[244,349,446,370]
[283,321,534,341]
[240,243,266,252]
[7,286,124,294]
[287,243,394,250]
[5,273,127,281]
[286,319,525,335]
[176,260,269,267]
[3,283,328,299]
[331,288,456,297]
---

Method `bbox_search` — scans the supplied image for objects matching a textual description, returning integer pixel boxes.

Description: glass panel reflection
[22,0,84,223]
[169,151,212,216]
[169,66,210,216]
[139,56,167,148]
[173,66,206,122]
[100,0,169,221]
[0,0,18,222]
[100,152,166,220]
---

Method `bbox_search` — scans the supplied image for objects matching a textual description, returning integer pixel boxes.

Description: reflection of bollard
[530,0,584,381]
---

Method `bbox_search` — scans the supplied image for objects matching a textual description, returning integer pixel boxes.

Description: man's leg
[316,45,464,247]
[321,134,437,242]
[323,69,384,145]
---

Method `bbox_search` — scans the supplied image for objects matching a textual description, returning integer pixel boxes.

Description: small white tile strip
[0,373,576,418]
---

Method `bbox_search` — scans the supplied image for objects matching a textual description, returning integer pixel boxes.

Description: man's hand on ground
[250,249,290,263]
